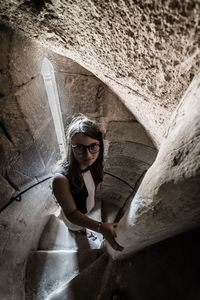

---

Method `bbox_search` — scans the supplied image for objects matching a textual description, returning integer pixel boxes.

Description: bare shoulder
[52,173,76,212]
[53,173,68,181]
[52,173,69,189]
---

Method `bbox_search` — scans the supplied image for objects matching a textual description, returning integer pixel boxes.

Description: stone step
[46,253,109,300]
[38,214,103,251]
[25,249,103,300]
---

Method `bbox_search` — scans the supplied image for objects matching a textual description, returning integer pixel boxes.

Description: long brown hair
[62,114,104,194]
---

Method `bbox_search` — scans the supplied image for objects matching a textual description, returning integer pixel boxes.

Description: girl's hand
[101,223,124,251]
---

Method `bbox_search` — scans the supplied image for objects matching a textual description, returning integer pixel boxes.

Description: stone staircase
[25,200,120,300]
[25,208,200,300]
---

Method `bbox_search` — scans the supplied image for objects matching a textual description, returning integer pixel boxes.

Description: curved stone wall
[109,72,200,259]
[0,1,199,144]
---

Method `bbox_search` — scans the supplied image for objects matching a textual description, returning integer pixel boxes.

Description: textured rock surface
[109,72,200,259]
[0,3,199,298]
[0,0,199,144]
[0,29,60,198]
[0,25,157,214]
[0,25,157,299]
[0,180,56,300]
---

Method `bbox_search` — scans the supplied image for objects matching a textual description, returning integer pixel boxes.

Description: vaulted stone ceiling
[1,0,199,145]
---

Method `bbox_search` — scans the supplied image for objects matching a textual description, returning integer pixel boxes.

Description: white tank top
[82,170,95,213]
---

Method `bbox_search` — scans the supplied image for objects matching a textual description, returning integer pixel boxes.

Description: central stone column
[108,73,200,259]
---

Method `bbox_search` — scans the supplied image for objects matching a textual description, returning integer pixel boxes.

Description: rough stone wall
[0,24,157,223]
[0,3,199,297]
[0,26,158,300]
[45,53,99,120]
[0,180,55,300]
[52,59,157,216]
[0,26,60,210]
[109,72,200,259]
[45,42,157,214]
[0,0,199,145]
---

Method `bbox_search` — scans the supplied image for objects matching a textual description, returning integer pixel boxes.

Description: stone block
[0,95,34,150]
[5,153,37,188]
[108,142,157,164]
[0,25,12,96]
[0,25,12,70]
[0,121,50,189]
[105,156,150,175]
[10,33,46,87]
[15,75,53,141]
[0,174,15,211]
[98,174,133,208]
[99,191,127,209]
[107,121,155,147]
[103,90,134,121]
[0,126,19,172]
[47,51,92,75]
[14,75,60,170]
[58,73,102,117]
[101,186,132,202]
[0,73,11,97]
[5,143,48,189]
[20,144,47,177]
[104,167,139,188]
[34,120,60,170]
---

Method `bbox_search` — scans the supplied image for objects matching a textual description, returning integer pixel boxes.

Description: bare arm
[52,174,123,251]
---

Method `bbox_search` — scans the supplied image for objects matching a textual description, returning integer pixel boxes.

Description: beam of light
[41,58,66,160]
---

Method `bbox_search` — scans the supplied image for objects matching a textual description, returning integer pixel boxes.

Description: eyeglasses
[72,143,100,155]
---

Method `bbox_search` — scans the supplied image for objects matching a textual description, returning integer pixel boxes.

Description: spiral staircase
[24,201,200,300]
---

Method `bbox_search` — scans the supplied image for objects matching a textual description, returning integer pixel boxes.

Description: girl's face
[71,133,100,170]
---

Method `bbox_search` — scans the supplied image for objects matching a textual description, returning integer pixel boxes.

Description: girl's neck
[80,165,91,173]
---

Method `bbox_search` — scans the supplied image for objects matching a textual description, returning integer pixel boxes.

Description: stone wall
[0,26,157,213]
[0,180,56,300]
[0,1,199,145]
[41,32,158,215]
[0,26,159,215]
[0,24,157,217]
[109,72,200,259]
[0,26,157,299]
[0,25,60,211]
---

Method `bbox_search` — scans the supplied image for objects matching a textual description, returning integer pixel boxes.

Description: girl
[52,114,123,251]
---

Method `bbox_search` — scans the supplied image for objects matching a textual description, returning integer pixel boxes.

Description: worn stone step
[38,214,103,251]
[25,249,103,300]
[46,253,109,300]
